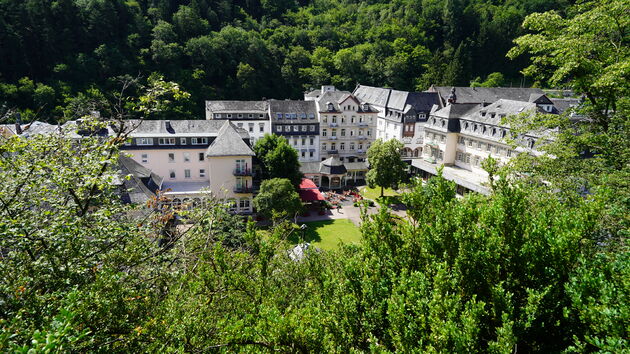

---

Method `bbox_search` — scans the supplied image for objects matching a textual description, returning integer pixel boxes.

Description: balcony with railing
[329,123,338,127]
[357,122,368,127]
[327,150,339,154]
[329,136,337,140]
[357,135,367,140]
[233,185,253,193]
[233,168,253,176]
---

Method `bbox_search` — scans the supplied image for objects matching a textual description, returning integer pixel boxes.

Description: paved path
[296,204,378,226]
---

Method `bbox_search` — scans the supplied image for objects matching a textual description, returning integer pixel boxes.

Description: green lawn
[289,219,362,250]
[360,186,403,206]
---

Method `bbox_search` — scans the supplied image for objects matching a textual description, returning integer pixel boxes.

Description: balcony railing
[329,136,337,140]
[327,150,339,154]
[233,168,253,176]
[233,186,253,193]
[357,135,367,140]
[357,122,368,127]
[329,123,338,127]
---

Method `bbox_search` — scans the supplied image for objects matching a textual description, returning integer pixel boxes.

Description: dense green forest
[0,0,572,122]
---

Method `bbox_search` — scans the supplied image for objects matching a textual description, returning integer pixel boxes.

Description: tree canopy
[253,177,303,220]
[253,133,302,186]
[366,138,407,197]
[0,0,573,122]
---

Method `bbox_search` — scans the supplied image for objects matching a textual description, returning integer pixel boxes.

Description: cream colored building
[412,97,554,195]
[121,120,254,213]
[310,87,378,163]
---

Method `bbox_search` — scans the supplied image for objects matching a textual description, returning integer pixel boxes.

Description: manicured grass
[360,186,400,200]
[360,186,403,206]
[289,219,362,251]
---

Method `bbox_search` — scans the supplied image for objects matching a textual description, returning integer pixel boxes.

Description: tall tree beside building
[253,178,303,219]
[254,134,303,187]
[366,139,407,197]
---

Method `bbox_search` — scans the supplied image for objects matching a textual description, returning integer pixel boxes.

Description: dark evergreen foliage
[0,0,570,122]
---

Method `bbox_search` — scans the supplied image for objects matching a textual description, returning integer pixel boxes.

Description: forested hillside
[0,0,571,122]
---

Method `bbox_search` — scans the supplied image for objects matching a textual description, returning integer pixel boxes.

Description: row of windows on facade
[461,120,508,139]
[290,137,316,146]
[321,128,372,137]
[235,122,265,133]
[387,111,427,119]
[275,113,316,119]
[141,152,207,164]
[131,137,209,146]
[321,142,370,151]
[321,115,372,124]
[166,168,206,179]
[214,113,266,119]
[457,137,514,157]
[276,125,317,132]
[325,103,370,112]
[166,197,251,211]
[165,170,250,183]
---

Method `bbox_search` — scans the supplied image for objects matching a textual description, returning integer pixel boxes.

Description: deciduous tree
[366,139,407,197]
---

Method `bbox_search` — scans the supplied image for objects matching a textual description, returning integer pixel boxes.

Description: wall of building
[125,148,209,182]
[206,155,253,212]
[319,110,376,162]
[231,120,271,146]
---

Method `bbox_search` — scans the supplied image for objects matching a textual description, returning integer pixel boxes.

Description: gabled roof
[429,86,545,105]
[117,155,162,204]
[528,93,553,105]
[353,85,391,107]
[319,155,347,175]
[206,121,254,157]
[354,85,441,113]
[315,91,376,113]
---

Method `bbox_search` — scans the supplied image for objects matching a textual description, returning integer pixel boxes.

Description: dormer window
[528,139,535,149]
[363,103,369,111]
[441,120,446,127]
[327,102,334,111]
[481,111,486,117]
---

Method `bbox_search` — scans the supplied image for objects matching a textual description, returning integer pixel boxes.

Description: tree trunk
[380,185,384,197]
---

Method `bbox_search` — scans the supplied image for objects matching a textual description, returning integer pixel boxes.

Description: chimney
[14,112,22,135]
[165,120,172,131]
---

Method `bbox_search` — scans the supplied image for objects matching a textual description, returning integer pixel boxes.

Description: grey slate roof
[205,100,268,113]
[457,99,552,140]
[429,86,545,105]
[269,99,317,115]
[354,85,391,107]
[206,121,254,157]
[319,156,347,175]
[1,121,59,137]
[117,155,162,204]
[550,98,581,114]
[124,119,227,136]
[354,85,441,117]
[315,90,377,113]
